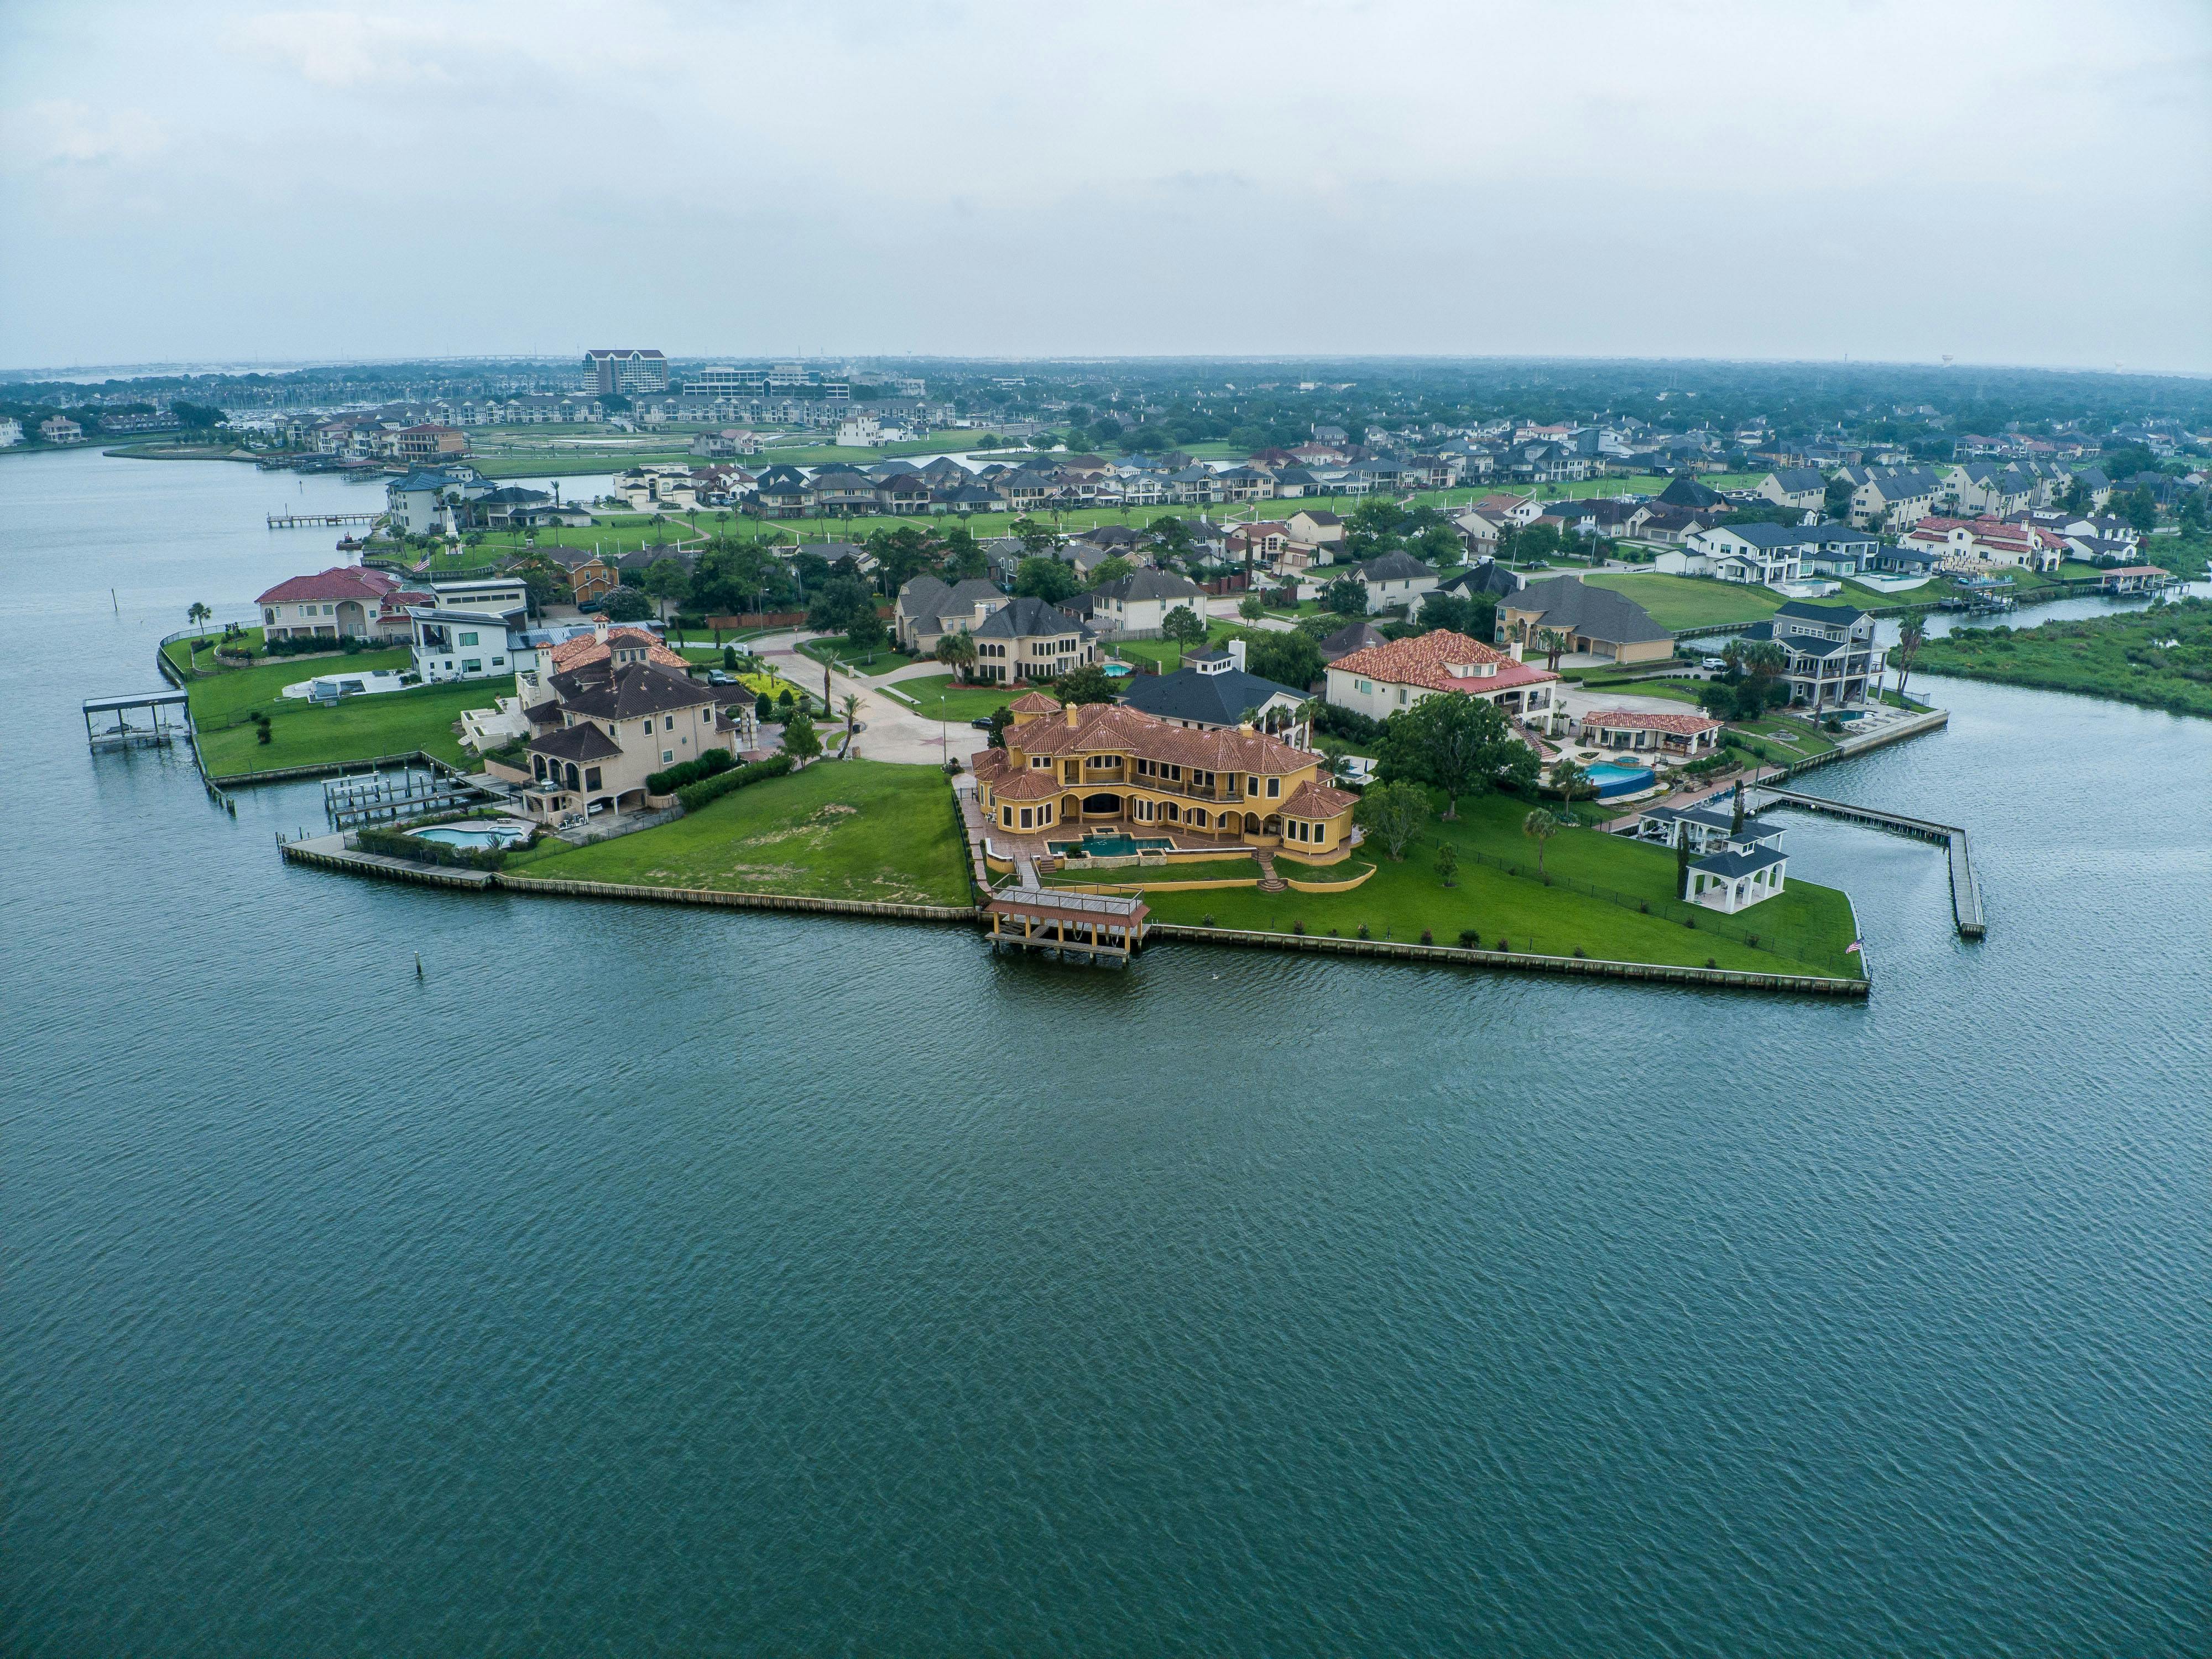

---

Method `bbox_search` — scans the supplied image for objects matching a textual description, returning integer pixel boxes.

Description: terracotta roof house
[1495,577,1674,665]
[1577,708,1723,757]
[256,566,421,644]
[1323,629,1560,727]
[971,695,1357,862]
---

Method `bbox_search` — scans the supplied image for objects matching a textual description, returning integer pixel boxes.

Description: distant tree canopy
[170,400,226,429]
[1013,556,1078,604]
[600,585,653,622]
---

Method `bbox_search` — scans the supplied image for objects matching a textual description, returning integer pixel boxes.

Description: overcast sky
[3,0,2208,374]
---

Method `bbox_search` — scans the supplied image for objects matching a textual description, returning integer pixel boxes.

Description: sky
[2,0,2208,374]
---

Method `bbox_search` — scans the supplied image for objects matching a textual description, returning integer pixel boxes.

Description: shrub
[1327,926,1339,937]
[1745,933,1760,949]
[1292,920,1305,935]
[1639,900,1650,914]
[354,825,509,870]
[1495,937,1510,952]
[675,753,792,811]
[1420,928,1433,945]
[1202,914,1213,927]
[646,748,736,795]
[1684,915,1696,928]
[1573,946,1587,958]
[1458,928,1478,947]
[1705,957,1719,969]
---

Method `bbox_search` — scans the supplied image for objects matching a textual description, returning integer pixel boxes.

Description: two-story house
[1356,549,1438,614]
[518,655,737,823]
[968,596,1100,684]
[1086,568,1207,639]
[1325,629,1561,725]
[894,575,1008,655]
[972,693,1358,862]
[1736,601,1886,708]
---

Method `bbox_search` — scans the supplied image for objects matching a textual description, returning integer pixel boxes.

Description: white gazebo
[1688,845,1788,913]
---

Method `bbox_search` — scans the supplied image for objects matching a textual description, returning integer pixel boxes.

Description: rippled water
[3,449,2208,1656]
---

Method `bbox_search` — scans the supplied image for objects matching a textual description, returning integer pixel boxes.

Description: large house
[1356,549,1438,614]
[1576,708,1723,758]
[1756,467,1829,513]
[1677,521,1876,584]
[385,467,489,536]
[968,596,1100,685]
[1494,576,1673,665]
[519,657,735,824]
[1736,601,1887,708]
[1086,568,1207,639]
[1324,629,1559,726]
[1839,466,1944,530]
[972,693,1358,862]
[894,575,1008,655]
[1118,643,1308,732]
[1897,515,2064,573]
[256,566,421,644]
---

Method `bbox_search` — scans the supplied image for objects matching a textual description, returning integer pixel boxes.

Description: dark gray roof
[557,662,713,721]
[1773,599,1866,624]
[1439,562,1521,598]
[1316,620,1387,661]
[1090,568,1204,604]
[528,721,623,762]
[973,595,1088,639]
[1766,467,1827,494]
[1119,665,1308,726]
[1692,845,1788,878]
[1503,576,1671,644]
[1658,475,1724,508]
[1359,549,1433,581]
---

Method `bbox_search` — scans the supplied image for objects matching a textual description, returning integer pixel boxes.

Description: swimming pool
[413,822,533,849]
[1102,662,1134,678]
[1582,762,1656,799]
[1047,833,1173,858]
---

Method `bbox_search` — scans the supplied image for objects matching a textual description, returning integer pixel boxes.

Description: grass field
[1135,789,1863,977]
[199,681,486,777]
[896,674,1019,723]
[799,639,923,675]
[510,759,973,905]
[1725,716,1840,761]
[1579,571,1789,632]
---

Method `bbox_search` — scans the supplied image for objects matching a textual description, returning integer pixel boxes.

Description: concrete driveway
[744,629,975,765]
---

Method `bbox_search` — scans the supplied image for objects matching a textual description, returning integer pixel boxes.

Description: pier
[1749,785,1985,939]
[267,510,380,528]
[324,768,487,828]
[84,690,191,750]
[985,886,1149,962]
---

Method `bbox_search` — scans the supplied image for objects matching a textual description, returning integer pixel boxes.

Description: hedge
[676,753,792,811]
[646,747,735,795]
[354,825,509,870]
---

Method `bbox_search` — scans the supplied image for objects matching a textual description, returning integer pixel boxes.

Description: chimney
[1509,640,1524,662]
[1063,702,1079,727]
[1227,638,1246,671]
[593,616,609,645]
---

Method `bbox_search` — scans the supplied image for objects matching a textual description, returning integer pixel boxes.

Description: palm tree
[1522,807,1561,878]
[935,629,979,683]
[1895,615,1926,706]
[838,692,862,752]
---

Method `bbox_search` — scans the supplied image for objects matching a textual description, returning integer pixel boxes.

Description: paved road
[747,630,972,765]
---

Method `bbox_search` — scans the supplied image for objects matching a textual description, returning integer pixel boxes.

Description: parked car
[969,716,995,730]
[707,670,737,685]
[1700,655,1729,670]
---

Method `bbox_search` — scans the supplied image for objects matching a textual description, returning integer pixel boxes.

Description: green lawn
[896,674,1020,722]
[799,638,923,676]
[1580,572,1789,632]
[1138,790,1862,977]
[1108,619,1248,671]
[1726,716,1840,761]
[169,643,412,725]
[198,680,488,778]
[1042,856,1265,888]
[510,759,973,905]
[1911,597,2212,719]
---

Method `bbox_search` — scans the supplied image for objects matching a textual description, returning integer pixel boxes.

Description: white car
[1700,655,1729,671]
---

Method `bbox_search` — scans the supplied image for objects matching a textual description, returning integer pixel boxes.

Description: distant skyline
[4,0,2209,374]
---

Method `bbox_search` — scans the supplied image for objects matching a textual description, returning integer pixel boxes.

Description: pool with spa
[411,822,534,850]
[1047,832,1174,859]
[1582,761,1657,799]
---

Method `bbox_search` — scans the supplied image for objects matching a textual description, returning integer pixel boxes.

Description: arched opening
[1190,808,1208,829]
[565,761,581,790]
[1081,792,1121,817]
[533,753,548,781]
[1262,814,1283,836]
[1243,812,1261,834]
[1160,801,1180,823]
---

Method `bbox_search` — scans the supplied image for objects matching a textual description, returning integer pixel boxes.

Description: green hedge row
[646,748,736,795]
[676,753,793,812]
[355,825,509,870]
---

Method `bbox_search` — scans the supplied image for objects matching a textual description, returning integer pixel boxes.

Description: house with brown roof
[256,566,422,644]
[515,648,740,824]
[971,694,1357,863]
[1323,629,1560,728]
[1576,708,1722,757]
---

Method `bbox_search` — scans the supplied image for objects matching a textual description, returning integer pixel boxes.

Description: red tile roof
[546,627,687,675]
[1327,629,1559,696]
[995,701,1319,775]
[1582,708,1721,735]
[1281,780,1358,818]
[255,567,406,606]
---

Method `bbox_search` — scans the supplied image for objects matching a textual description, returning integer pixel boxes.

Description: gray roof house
[1086,567,1208,639]
[1118,645,1310,730]
[1495,576,1674,664]
[968,596,1100,684]
[894,575,1008,653]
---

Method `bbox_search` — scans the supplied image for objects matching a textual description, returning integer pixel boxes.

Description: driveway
[745,629,974,765]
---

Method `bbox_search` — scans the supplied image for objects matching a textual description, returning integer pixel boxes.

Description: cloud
[224,8,463,88]
[0,100,165,171]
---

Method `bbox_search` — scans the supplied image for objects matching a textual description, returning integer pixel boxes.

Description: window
[1267,776,1281,798]
[662,750,674,763]
[492,656,505,667]
[458,631,479,646]
[461,659,481,674]
[1019,807,1033,829]
[584,767,602,790]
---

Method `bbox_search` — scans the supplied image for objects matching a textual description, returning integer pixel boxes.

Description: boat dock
[267,510,380,529]
[84,690,191,750]
[324,768,489,829]
[985,886,1149,963]
[1750,785,1985,939]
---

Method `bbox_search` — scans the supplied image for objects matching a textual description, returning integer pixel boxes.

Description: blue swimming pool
[1047,833,1173,858]
[413,823,533,849]
[1583,762,1656,799]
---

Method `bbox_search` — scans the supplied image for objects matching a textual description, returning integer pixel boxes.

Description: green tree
[937,526,987,580]
[1521,807,1561,877]
[935,629,979,681]
[1013,556,1078,604]
[1434,840,1459,888]
[1381,691,1533,818]
[722,644,740,669]
[1354,779,1428,860]
[843,605,887,653]
[806,575,874,635]
[1051,663,1119,705]
[1414,523,1460,564]
[1238,593,1267,621]
[1010,515,1058,557]
[985,706,1014,749]
[1322,573,1369,617]
[642,557,690,619]
[601,585,653,622]
[1092,555,1134,585]
[838,692,862,747]
[1551,758,1593,805]
[1240,629,1323,692]
[1160,604,1209,659]
[781,706,821,763]
[186,601,212,632]
[1894,615,1927,704]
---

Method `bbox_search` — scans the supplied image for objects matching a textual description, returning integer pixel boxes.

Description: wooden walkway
[1749,786,1985,939]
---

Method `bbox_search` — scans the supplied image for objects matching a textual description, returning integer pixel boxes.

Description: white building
[0,417,22,447]
[408,606,528,684]
[834,414,883,447]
